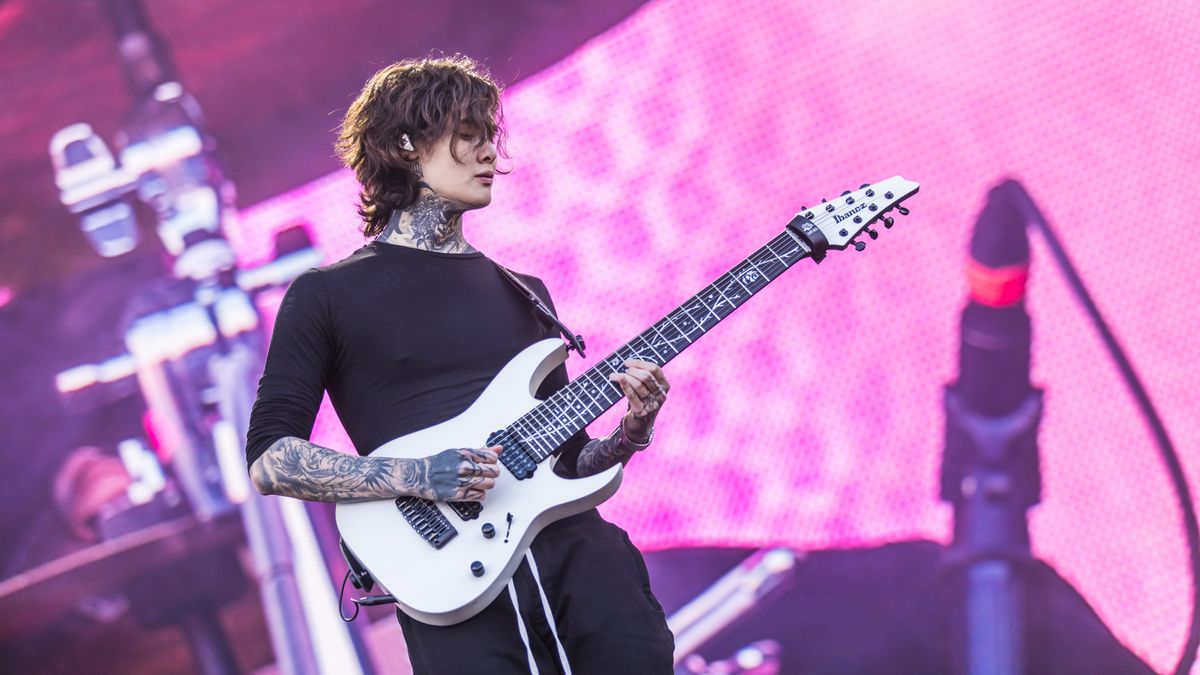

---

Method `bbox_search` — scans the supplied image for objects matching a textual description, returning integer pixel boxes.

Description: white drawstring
[507,580,540,675]
[526,550,573,675]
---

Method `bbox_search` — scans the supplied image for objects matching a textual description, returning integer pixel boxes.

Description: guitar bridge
[395,496,457,549]
[447,501,482,521]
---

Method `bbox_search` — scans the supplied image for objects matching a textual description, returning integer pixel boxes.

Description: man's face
[417,122,496,210]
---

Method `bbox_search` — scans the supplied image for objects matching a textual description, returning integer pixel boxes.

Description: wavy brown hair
[336,55,507,237]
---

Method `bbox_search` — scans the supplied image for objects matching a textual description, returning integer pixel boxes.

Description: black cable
[338,569,361,623]
[1002,179,1200,675]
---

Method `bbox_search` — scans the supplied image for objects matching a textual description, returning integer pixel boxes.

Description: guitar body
[335,338,624,626]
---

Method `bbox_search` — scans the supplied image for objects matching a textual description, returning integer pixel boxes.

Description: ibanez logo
[833,203,867,224]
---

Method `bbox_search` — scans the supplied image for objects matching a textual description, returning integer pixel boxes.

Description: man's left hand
[609,359,669,442]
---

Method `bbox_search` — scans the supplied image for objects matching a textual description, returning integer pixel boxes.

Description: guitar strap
[493,263,587,358]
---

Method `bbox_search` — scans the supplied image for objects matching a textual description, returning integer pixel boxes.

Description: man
[245,55,675,673]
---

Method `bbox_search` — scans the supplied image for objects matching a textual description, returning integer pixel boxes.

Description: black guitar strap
[493,263,587,358]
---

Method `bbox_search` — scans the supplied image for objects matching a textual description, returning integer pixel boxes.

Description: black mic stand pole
[942,385,1042,675]
[941,184,1044,675]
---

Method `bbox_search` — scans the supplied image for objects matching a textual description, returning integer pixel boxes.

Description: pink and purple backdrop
[225,0,1199,670]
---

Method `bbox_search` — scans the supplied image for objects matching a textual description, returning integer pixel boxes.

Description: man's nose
[479,140,497,164]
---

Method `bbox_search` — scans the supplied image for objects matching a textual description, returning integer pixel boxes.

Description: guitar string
[520,233,796,438]
[507,187,908,461]
[517,221,810,444]
[514,236,802,456]
[508,214,848,457]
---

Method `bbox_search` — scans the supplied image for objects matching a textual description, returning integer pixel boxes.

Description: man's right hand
[418,446,502,502]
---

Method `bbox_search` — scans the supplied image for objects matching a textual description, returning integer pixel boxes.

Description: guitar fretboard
[507,230,814,462]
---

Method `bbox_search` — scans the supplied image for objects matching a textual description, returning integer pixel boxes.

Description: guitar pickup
[395,496,458,549]
[489,428,539,481]
[447,501,482,521]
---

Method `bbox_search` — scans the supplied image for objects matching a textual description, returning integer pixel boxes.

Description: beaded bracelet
[616,420,654,452]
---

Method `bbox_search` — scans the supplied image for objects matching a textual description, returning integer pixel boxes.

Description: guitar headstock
[786,176,920,258]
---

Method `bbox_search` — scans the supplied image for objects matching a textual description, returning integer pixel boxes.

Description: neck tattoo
[378,190,477,254]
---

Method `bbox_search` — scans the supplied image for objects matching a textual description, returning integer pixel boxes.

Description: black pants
[398,509,675,674]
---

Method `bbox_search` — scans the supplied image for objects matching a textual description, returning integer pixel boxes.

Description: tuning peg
[882,216,894,229]
[852,240,866,252]
[865,227,879,240]
[897,205,910,216]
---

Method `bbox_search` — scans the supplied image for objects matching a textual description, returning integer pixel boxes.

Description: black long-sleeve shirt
[245,241,675,667]
[245,241,585,474]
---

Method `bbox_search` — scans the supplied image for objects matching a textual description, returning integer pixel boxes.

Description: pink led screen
[226,0,1200,670]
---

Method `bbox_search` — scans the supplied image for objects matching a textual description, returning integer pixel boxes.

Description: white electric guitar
[335,176,920,625]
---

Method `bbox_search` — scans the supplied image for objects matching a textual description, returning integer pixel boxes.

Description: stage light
[49,123,140,257]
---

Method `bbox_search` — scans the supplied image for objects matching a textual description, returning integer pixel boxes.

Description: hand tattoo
[418,448,498,501]
[423,448,467,500]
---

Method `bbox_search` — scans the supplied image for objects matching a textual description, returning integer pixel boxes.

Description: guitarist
[245,55,675,674]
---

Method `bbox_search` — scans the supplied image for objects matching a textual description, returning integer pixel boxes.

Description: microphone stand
[941,183,1044,675]
[942,386,1043,675]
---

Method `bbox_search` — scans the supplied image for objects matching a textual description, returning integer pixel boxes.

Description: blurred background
[1,0,1197,673]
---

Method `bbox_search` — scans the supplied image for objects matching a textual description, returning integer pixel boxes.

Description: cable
[338,569,361,623]
[1002,179,1200,675]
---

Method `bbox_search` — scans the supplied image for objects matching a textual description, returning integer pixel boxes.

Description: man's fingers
[457,459,501,478]
[464,447,499,463]
[626,367,660,394]
[623,358,660,372]
[624,359,666,382]
[617,376,646,414]
[614,372,652,400]
[457,475,497,490]
[459,475,496,501]
[458,464,500,478]
[624,359,670,394]
[611,369,669,417]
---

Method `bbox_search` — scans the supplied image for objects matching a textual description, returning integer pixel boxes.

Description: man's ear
[399,134,422,164]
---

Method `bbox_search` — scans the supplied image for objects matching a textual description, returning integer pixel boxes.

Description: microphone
[943,181,1044,524]
[942,180,1045,675]
[957,182,1033,417]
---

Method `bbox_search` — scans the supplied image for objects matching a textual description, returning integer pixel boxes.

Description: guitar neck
[512,229,815,462]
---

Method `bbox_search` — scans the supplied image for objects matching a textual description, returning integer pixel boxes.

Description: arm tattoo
[574,434,633,477]
[251,436,427,503]
[574,414,657,477]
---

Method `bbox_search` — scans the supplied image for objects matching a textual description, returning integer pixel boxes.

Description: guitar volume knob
[482,523,495,539]
[471,561,485,577]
